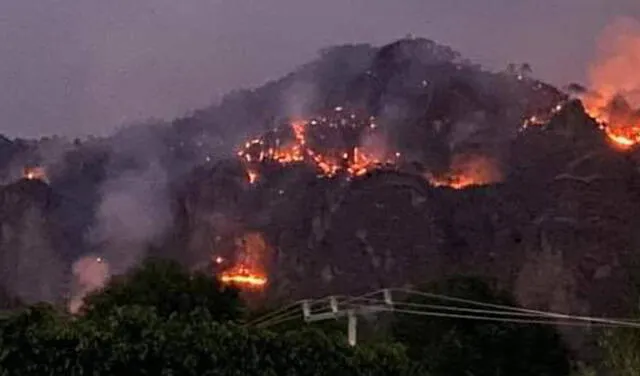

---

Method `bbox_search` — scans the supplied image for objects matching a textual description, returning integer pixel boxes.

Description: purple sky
[1,0,639,138]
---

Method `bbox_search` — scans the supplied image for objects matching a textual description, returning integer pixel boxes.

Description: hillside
[0,36,639,332]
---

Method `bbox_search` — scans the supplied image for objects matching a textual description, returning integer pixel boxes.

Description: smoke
[281,80,318,120]
[88,160,171,275]
[359,130,391,161]
[452,153,502,184]
[0,135,75,185]
[427,153,502,189]
[68,255,110,314]
[589,17,640,107]
[583,17,640,127]
[66,133,172,310]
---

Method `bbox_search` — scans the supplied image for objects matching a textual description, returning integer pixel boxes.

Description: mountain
[0,36,639,344]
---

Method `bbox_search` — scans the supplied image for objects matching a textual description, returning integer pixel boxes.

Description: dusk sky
[1,0,639,138]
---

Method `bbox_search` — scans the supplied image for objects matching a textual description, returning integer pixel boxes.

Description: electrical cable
[393,287,640,327]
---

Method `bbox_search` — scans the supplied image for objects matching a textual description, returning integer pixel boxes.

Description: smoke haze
[69,255,110,313]
[89,160,171,275]
[1,0,638,138]
[589,17,640,107]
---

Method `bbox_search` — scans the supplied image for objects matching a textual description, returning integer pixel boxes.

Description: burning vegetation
[237,107,400,184]
[426,154,502,190]
[236,106,502,191]
[582,17,640,150]
[218,232,269,289]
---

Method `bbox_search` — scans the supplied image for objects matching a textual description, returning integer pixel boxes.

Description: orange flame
[22,166,47,181]
[582,17,640,149]
[237,109,398,183]
[427,154,501,190]
[220,265,267,287]
[218,232,269,289]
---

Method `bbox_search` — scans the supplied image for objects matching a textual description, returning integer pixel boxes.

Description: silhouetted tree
[392,276,571,376]
[0,304,423,375]
[81,258,244,321]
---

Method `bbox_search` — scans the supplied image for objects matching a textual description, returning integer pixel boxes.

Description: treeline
[0,305,417,375]
[0,259,635,375]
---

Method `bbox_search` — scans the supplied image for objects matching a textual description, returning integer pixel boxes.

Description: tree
[81,258,244,321]
[599,320,640,375]
[520,63,533,78]
[0,303,71,374]
[391,276,571,376]
[0,304,425,375]
[596,252,640,375]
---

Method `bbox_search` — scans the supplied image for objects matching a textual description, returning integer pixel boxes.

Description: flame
[235,106,504,191]
[220,266,267,287]
[582,17,640,149]
[427,154,501,189]
[428,174,482,190]
[246,169,259,184]
[521,103,566,130]
[218,232,269,289]
[22,166,47,181]
[237,108,398,183]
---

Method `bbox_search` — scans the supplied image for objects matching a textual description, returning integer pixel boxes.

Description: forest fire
[521,103,566,130]
[582,96,640,149]
[428,174,483,190]
[220,266,267,287]
[234,107,500,190]
[427,154,501,190]
[582,17,640,150]
[218,232,269,290]
[601,121,640,149]
[236,108,398,183]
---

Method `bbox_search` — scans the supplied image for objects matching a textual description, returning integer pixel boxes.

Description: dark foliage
[0,305,425,376]
[81,258,244,322]
[392,276,571,376]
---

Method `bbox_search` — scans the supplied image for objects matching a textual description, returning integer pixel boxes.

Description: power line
[255,299,334,329]
[352,296,640,328]
[392,288,640,328]
[248,295,351,329]
[351,304,634,328]
[244,299,304,328]
[252,287,640,346]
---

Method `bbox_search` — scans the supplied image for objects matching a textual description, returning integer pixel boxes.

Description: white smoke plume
[68,254,110,314]
[89,160,171,276]
[66,125,173,311]
[281,80,318,120]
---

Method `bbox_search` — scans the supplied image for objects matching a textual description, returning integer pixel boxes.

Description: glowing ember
[220,266,267,287]
[22,166,47,181]
[427,154,502,190]
[246,169,259,184]
[218,232,269,289]
[237,108,398,183]
[428,174,482,190]
[521,102,566,130]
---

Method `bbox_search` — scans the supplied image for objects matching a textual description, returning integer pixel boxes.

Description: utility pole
[347,309,357,346]
[301,289,393,346]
